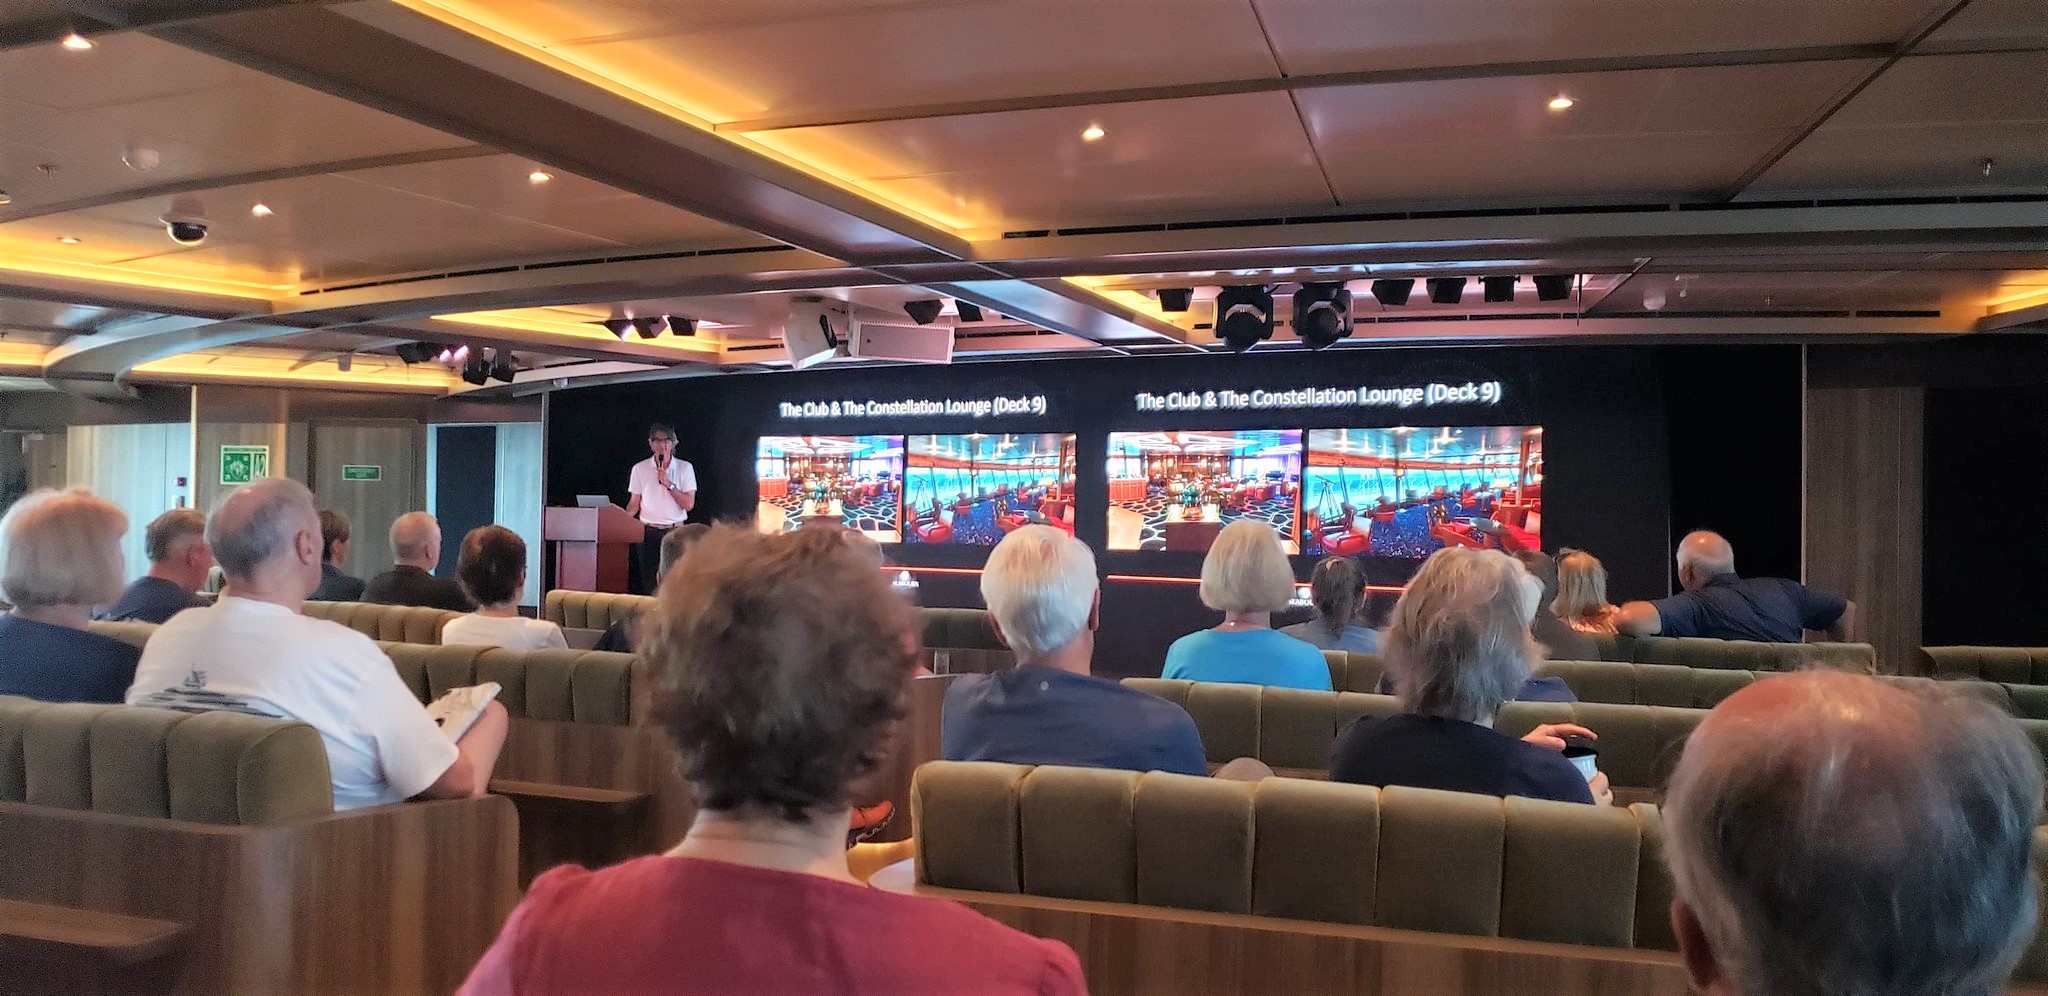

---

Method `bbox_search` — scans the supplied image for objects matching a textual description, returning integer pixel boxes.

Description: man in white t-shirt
[623,422,697,595]
[127,478,508,810]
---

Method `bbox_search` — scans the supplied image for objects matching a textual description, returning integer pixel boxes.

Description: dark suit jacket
[310,563,367,602]
[363,565,472,611]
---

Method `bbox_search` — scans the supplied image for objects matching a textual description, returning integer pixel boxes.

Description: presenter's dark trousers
[636,523,672,595]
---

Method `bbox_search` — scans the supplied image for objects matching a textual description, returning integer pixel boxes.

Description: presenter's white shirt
[628,456,697,527]
[443,613,569,651]
[126,596,459,810]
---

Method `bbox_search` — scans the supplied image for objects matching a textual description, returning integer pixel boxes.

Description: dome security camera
[160,197,210,245]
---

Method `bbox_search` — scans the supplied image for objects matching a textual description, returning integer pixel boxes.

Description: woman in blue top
[1163,520,1332,691]
[1279,555,1380,655]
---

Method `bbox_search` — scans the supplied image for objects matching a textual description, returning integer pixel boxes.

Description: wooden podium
[544,504,643,593]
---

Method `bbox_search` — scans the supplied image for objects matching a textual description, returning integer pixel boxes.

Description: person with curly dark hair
[441,525,565,650]
[459,525,1085,996]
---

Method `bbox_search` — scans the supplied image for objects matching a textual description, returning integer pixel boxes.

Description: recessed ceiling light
[60,32,94,51]
[1547,93,1575,111]
[527,169,554,185]
[250,202,273,218]
[1080,124,1106,142]
[57,236,80,244]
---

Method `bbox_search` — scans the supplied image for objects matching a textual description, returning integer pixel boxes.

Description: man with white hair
[1663,670,2040,995]
[363,511,472,611]
[942,524,1206,775]
[128,479,507,809]
[1616,530,1853,641]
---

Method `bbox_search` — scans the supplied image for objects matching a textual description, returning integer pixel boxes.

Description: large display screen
[755,435,904,540]
[903,433,1078,545]
[1105,430,1301,553]
[1300,426,1543,559]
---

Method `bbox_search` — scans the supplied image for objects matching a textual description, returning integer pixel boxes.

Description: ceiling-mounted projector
[783,299,850,370]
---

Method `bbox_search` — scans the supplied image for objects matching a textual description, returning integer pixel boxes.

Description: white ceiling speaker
[783,299,850,370]
[849,320,954,365]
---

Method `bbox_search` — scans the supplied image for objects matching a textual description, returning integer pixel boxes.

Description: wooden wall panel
[1805,386,1924,674]
[62,423,194,576]
[308,421,425,581]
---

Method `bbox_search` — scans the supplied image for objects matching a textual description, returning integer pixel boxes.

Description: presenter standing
[624,423,697,595]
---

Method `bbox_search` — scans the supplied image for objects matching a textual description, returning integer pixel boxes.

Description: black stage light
[667,315,697,337]
[1370,279,1413,307]
[1156,288,1193,312]
[954,301,984,323]
[1481,275,1516,303]
[631,316,668,339]
[1291,281,1354,350]
[394,342,437,364]
[1426,277,1467,305]
[1213,284,1274,352]
[489,349,517,384]
[1533,274,1575,301]
[903,299,944,325]
[601,318,633,339]
[461,348,490,386]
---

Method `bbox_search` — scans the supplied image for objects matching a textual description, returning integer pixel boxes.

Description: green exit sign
[341,465,382,482]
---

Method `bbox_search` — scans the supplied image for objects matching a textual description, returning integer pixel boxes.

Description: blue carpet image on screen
[1300,426,1542,560]
[903,433,1077,546]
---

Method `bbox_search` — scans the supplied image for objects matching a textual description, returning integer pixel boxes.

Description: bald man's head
[208,478,322,595]
[1665,671,2042,996]
[1675,530,1735,590]
[390,511,442,568]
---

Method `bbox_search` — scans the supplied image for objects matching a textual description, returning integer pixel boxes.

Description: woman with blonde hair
[1162,520,1332,691]
[460,524,1083,995]
[0,489,141,702]
[1553,548,1621,635]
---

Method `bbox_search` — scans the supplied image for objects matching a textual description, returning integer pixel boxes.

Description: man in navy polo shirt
[1617,531,1853,643]
[942,525,1207,776]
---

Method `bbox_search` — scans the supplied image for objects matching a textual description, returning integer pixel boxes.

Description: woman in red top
[459,525,1085,996]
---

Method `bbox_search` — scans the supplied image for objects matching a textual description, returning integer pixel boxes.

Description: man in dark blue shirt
[103,508,212,624]
[942,525,1207,776]
[1617,531,1853,643]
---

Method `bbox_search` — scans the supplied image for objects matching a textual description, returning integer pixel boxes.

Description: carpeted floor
[1110,490,1295,551]
[766,492,900,534]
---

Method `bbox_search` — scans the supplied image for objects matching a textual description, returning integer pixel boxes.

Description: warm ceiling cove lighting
[250,203,274,218]
[1547,93,1575,111]
[527,169,554,185]
[60,32,94,51]
[1080,123,1106,142]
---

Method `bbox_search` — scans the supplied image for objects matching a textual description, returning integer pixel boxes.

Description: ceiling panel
[1252,0,1939,76]
[0,32,470,216]
[1591,269,2035,314]
[1300,61,1872,205]
[455,0,1279,121]
[0,295,139,333]
[1752,52,2048,193]
[772,91,1331,231]
[0,1,72,24]
[1922,0,2048,45]
[1,154,757,289]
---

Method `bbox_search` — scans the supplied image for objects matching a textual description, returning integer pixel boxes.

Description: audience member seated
[0,489,141,703]
[458,525,1084,996]
[1553,547,1620,635]
[1513,549,1599,662]
[592,523,706,654]
[1279,556,1381,654]
[128,478,507,809]
[943,525,1205,776]
[442,525,567,650]
[103,507,212,623]
[1331,547,1608,805]
[310,508,366,601]
[1162,520,1332,691]
[1663,671,2040,996]
[1616,531,1853,642]
[364,510,473,611]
